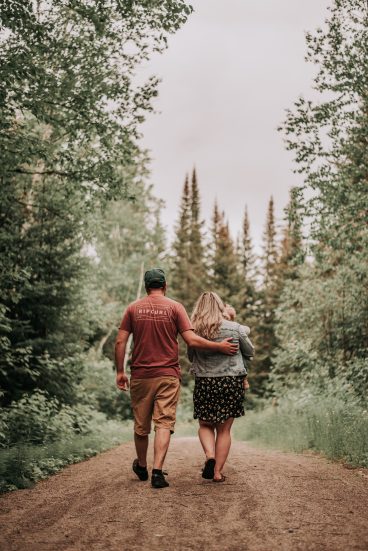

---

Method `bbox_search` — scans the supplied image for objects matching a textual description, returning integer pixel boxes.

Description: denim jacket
[188,320,254,377]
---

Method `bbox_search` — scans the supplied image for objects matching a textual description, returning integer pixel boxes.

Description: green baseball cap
[144,268,166,288]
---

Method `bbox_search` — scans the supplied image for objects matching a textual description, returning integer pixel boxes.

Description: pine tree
[251,197,279,395]
[187,168,207,308]
[211,200,222,253]
[210,204,243,309]
[241,207,257,281]
[170,176,192,306]
[238,206,258,324]
[262,197,278,289]
[278,187,304,279]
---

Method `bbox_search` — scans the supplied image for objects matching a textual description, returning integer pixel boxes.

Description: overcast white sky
[138,0,332,251]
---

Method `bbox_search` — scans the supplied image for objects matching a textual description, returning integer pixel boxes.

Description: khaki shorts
[130,376,181,436]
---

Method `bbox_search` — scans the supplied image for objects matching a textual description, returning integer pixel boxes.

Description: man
[115,268,238,489]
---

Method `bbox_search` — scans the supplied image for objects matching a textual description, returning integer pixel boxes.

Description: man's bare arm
[115,329,130,391]
[181,330,238,355]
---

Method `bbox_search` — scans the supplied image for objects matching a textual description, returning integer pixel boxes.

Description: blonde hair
[191,292,225,340]
[223,304,236,321]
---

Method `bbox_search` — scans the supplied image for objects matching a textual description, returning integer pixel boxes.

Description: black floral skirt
[193,376,246,424]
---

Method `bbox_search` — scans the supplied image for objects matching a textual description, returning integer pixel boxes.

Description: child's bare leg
[214,417,234,480]
[198,420,216,459]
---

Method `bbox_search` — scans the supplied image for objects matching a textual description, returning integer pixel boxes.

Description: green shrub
[0,390,113,447]
[272,261,368,403]
[0,419,132,492]
[0,391,73,446]
[234,389,368,467]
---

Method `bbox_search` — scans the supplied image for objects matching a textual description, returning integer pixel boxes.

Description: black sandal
[213,474,226,483]
[202,458,216,479]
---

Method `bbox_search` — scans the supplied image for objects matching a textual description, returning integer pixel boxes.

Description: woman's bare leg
[198,420,216,459]
[214,417,234,480]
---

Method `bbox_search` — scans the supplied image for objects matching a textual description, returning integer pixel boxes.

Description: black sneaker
[132,459,148,481]
[202,458,216,480]
[151,471,169,489]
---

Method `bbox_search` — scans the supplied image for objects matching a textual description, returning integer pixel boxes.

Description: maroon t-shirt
[119,295,193,379]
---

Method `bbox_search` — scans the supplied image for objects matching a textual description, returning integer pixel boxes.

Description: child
[223,304,251,391]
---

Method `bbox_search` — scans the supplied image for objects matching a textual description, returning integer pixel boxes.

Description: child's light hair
[191,292,225,340]
[223,304,236,321]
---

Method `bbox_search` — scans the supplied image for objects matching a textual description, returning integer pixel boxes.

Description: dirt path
[0,437,367,551]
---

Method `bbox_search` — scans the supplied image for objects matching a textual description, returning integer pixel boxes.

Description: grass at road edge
[233,399,368,468]
[0,420,132,493]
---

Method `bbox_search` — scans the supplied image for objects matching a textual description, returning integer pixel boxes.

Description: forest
[0,0,367,491]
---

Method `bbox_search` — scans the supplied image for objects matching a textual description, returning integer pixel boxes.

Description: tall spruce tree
[238,206,258,321]
[210,204,243,309]
[211,201,222,259]
[262,197,278,289]
[170,176,192,307]
[277,187,304,280]
[251,197,279,395]
[241,207,257,281]
[187,168,207,308]
[171,169,208,310]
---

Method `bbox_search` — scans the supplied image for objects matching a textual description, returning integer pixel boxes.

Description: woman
[188,292,254,482]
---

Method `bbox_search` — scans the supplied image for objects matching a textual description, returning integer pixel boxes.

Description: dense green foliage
[273,0,368,396]
[0,0,191,407]
[238,0,368,463]
[0,0,192,490]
